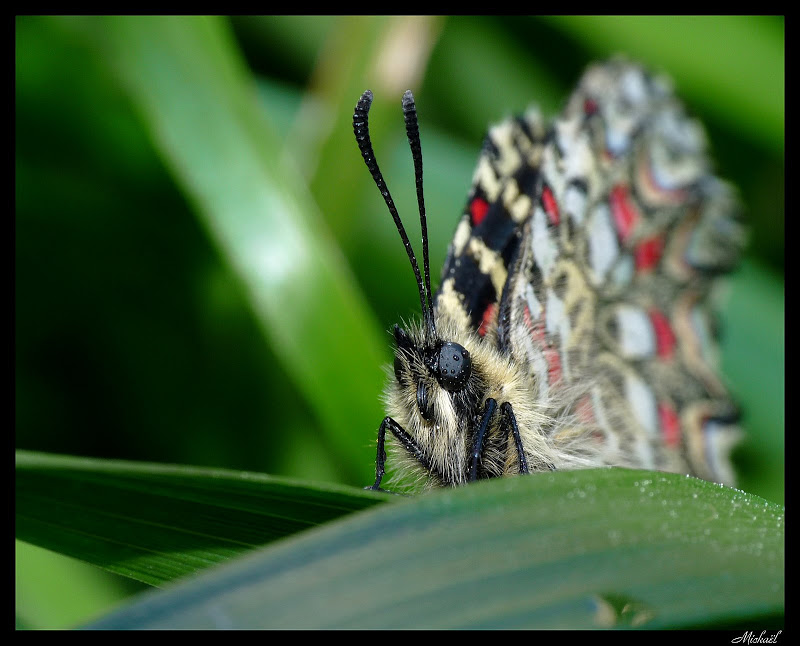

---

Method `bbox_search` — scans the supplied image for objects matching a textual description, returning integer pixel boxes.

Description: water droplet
[593,593,656,627]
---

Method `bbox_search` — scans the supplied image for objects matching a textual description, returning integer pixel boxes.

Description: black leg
[368,416,441,490]
[470,398,497,481]
[500,402,529,474]
[367,417,390,491]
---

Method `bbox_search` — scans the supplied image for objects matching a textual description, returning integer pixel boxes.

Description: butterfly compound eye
[436,342,471,392]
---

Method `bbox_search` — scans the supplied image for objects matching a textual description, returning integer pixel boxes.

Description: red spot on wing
[523,304,561,386]
[522,304,534,332]
[575,394,596,424]
[541,185,560,226]
[544,347,562,386]
[609,184,638,242]
[523,307,545,342]
[470,197,490,227]
[649,308,676,359]
[478,302,496,337]
[634,235,664,271]
[658,402,681,447]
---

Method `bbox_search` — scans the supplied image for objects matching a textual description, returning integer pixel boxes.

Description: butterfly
[353,59,745,492]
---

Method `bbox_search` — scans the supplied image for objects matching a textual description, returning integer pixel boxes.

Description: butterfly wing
[438,60,745,485]
[501,60,746,484]
[435,108,549,338]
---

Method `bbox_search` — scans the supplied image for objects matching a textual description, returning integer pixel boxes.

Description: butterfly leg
[500,402,530,475]
[469,398,498,482]
[368,416,438,491]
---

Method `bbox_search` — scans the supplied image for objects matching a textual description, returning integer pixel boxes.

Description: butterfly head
[391,322,472,422]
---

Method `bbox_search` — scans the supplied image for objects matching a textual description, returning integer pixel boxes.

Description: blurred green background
[16,16,783,628]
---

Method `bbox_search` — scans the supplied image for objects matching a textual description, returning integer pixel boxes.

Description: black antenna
[401,90,435,341]
[353,90,433,341]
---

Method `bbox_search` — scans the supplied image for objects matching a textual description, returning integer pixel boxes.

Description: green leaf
[15,450,387,587]
[16,540,137,629]
[85,469,783,629]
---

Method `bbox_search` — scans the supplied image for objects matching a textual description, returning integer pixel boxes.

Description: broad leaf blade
[15,451,386,587]
[86,468,784,629]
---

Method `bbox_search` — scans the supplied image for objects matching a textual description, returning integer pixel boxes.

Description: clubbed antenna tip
[400,90,434,341]
[353,89,432,339]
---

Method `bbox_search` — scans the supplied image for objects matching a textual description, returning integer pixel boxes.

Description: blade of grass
[15,450,387,587]
[56,15,388,485]
[86,468,783,629]
[16,540,138,629]
[305,16,443,241]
